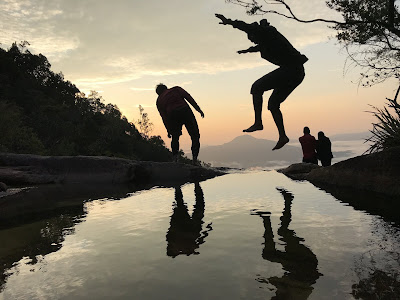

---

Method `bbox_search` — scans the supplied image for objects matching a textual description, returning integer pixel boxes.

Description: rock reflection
[166,182,212,257]
[253,188,322,299]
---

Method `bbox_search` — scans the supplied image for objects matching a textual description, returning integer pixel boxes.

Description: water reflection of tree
[254,188,322,299]
[0,206,86,292]
[166,182,212,257]
[0,184,133,293]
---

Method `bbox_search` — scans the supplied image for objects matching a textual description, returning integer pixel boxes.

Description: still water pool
[0,170,399,299]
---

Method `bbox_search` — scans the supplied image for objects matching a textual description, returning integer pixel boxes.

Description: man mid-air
[216,14,308,150]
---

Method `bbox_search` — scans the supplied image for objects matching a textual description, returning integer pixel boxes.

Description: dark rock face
[307,146,400,197]
[0,153,225,187]
[278,147,400,197]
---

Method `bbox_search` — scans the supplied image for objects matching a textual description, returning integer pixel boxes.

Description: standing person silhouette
[299,126,317,164]
[215,14,308,150]
[316,131,333,166]
[156,84,204,164]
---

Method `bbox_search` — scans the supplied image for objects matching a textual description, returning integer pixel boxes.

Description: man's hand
[199,109,205,118]
[215,14,229,25]
[237,50,246,54]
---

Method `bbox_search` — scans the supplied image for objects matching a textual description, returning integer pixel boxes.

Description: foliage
[366,87,400,152]
[0,42,173,161]
[226,0,400,86]
[136,105,154,139]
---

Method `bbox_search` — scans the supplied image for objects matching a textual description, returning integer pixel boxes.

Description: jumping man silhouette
[216,14,308,150]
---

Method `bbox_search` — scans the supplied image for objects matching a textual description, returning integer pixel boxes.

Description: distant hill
[198,135,302,169]
[330,131,371,141]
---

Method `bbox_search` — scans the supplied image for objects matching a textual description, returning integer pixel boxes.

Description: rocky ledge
[279,146,400,197]
[0,153,225,190]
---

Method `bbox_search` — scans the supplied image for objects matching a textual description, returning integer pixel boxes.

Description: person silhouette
[155,84,204,164]
[299,126,318,164]
[166,182,212,257]
[215,14,308,150]
[253,188,322,299]
[316,131,333,166]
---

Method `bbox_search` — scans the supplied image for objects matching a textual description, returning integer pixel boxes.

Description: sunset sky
[1,0,398,149]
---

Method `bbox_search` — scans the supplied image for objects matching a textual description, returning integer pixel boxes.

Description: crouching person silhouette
[216,14,308,150]
[155,84,204,164]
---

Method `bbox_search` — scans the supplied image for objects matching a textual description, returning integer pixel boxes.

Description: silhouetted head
[156,83,168,95]
[318,131,325,139]
[303,127,310,134]
[260,19,270,27]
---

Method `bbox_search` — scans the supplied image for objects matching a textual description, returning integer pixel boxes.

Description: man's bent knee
[268,103,281,111]
[250,86,264,96]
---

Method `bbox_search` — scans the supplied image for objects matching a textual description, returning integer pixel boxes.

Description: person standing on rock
[155,83,204,164]
[299,126,317,164]
[215,14,308,150]
[316,131,333,167]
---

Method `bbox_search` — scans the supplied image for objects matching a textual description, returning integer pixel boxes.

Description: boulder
[277,163,321,180]
[307,146,400,197]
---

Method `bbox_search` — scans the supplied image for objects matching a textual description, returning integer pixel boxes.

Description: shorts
[169,106,200,139]
[251,64,305,110]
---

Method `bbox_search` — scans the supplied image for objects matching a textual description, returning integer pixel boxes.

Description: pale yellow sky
[1,0,397,149]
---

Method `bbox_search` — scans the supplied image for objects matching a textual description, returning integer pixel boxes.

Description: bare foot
[272,136,289,150]
[243,124,263,132]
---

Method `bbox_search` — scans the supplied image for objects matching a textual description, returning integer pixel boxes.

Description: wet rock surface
[0,153,225,196]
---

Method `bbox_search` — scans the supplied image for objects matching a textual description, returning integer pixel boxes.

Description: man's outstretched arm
[157,105,172,137]
[215,13,253,33]
[179,88,205,118]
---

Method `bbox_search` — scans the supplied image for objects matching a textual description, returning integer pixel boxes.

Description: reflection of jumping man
[216,14,308,150]
[254,188,322,299]
[166,182,212,257]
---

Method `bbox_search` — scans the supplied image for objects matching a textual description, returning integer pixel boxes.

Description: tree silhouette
[0,42,173,161]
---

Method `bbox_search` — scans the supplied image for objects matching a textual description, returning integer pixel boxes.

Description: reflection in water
[0,184,134,293]
[166,182,212,257]
[312,183,400,225]
[253,188,322,299]
[0,206,86,292]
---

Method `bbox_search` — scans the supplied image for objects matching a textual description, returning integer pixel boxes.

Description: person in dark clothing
[216,14,308,150]
[156,84,204,164]
[299,126,317,164]
[316,131,333,166]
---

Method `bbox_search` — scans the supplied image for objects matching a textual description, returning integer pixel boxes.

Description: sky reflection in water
[0,171,399,299]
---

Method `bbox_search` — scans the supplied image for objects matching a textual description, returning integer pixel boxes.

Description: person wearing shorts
[156,84,204,164]
[216,14,308,150]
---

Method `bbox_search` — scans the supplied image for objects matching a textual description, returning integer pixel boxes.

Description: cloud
[1,0,336,87]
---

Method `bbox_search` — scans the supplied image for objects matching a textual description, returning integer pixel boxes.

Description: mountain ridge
[199,134,302,169]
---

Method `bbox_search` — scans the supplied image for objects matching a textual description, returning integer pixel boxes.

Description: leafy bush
[366,88,400,153]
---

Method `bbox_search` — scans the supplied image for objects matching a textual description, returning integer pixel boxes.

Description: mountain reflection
[253,188,322,299]
[166,182,212,257]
